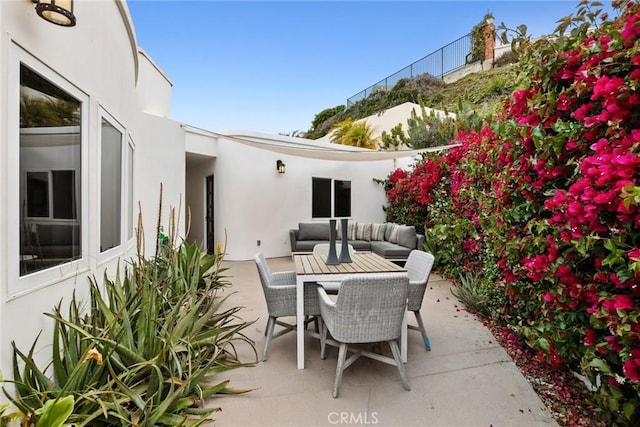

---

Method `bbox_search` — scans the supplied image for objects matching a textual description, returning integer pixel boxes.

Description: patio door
[206,175,214,254]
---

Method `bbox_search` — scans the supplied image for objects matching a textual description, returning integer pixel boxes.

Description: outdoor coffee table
[293,252,408,370]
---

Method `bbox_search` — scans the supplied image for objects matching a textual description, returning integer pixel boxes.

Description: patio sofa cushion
[298,222,331,241]
[349,240,373,251]
[290,221,424,262]
[369,241,412,260]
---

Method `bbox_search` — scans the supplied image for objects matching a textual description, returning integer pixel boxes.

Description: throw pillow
[396,225,417,249]
[347,221,358,241]
[371,223,386,241]
[355,222,372,241]
[385,222,398,241]
[388,224,400,243]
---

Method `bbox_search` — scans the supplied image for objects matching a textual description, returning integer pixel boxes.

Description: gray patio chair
[317,273,411,398]
[312,243,356,293]
[405,250,435,350]
[255,253,321,362]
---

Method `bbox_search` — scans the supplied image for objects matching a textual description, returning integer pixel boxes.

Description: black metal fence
[347,33,472,107]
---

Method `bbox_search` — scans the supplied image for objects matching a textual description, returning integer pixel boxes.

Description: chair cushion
[298,223,330,240]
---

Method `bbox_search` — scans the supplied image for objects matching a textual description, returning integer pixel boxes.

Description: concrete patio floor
[210,256,558,427]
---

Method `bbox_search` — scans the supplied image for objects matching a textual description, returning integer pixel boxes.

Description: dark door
[206,175,214,254]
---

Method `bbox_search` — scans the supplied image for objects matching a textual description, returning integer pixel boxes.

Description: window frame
[126,136,135,243]
[9,44,89,296]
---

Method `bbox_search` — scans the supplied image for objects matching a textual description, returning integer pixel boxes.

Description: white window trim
[126,136,136,248]
[8,43,89,299]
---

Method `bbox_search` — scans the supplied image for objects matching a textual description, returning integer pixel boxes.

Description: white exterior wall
[213,134,394,260]
[136,49,173,118]
[0,0,181,387]
[133,113,186,254]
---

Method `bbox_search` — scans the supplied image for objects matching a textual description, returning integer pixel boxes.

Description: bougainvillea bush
[381,1,640,423]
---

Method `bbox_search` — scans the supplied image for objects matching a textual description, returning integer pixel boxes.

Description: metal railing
[347,33,473,107]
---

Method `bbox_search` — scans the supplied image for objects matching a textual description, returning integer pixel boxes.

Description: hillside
[306,59,523,141]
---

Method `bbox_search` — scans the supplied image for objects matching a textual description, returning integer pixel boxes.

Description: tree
[329,119,379,149]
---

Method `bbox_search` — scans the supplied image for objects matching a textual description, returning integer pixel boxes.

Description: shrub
[5,211,256,425]
[380,1,640,423]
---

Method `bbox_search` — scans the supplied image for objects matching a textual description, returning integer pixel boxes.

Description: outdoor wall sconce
[33,0,76,27]
[276,160,286,174]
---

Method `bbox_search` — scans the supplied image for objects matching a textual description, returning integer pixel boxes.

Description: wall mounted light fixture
[276,160,286,174]
[33,0,76,27]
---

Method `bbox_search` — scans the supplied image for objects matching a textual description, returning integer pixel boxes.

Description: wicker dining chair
[405,250,435,350]
[317,273,411,398]
[254,253,321,362]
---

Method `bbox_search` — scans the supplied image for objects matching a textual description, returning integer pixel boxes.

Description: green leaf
[536,337,550,353]
[34,395,74,427]
[623,402,636,420]
[589,358,612,374]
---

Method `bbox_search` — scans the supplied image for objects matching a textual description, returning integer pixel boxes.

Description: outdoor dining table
[293,252,408,370]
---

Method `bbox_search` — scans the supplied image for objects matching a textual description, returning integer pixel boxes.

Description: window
[100,117,123,252]
[334,180,351,217]
[20,63,81,275]
[312,177,351,218]
[312,178,332,218]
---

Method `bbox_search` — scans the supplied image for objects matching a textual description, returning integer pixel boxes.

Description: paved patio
[210,256,558,426]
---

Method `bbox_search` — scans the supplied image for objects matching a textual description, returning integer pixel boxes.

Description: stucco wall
[133,113,186,255]
[0,0,153,387]
[213,137,395,260]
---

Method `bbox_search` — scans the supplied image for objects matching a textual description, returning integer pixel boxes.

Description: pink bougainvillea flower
[629,248,640,262]
[613,294,635,311]
[624,359,640,382]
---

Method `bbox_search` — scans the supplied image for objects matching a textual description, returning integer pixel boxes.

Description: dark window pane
[334,180,351,217]
[26,172,49,217]
[52,171,76,219]
[312,178,331,218]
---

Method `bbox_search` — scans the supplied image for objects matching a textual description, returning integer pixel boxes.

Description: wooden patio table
[293,252,408,370]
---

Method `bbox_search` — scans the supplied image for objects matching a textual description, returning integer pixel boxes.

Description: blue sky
[128,1,616,135]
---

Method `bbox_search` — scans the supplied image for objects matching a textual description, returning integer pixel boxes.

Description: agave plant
[450,271,490,317]
[6,233,256,425]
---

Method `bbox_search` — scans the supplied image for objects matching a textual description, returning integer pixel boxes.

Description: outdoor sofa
[289,221,425,262]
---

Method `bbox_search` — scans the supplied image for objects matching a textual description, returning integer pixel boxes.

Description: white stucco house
[0,0,432,394]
